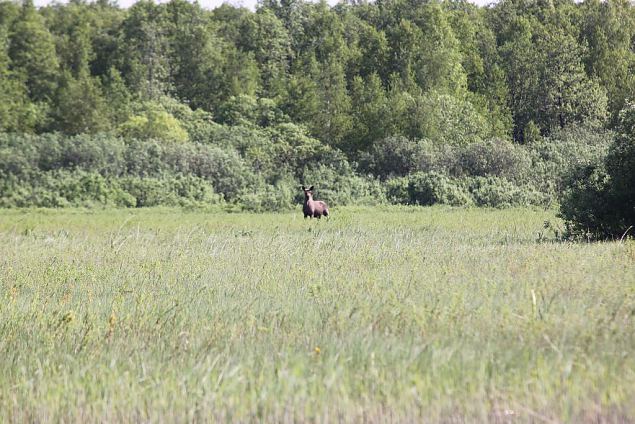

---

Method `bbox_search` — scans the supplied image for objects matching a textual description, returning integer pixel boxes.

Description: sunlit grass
[1,206,634,422]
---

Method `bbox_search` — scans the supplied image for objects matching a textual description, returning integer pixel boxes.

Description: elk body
[302,185,329,219]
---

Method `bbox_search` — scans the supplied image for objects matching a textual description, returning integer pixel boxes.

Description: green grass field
[1,206,634,422]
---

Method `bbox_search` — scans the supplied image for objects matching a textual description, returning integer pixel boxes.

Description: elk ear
[308,185,314,191]
[301,185,305,190]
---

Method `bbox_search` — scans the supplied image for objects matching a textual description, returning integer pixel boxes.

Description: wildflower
[61,311,75,324]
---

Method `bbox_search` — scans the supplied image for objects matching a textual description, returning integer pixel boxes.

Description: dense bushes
[0,123,605,211]
[0,130,383,210]
[0,107,619,214]
[0,170,220,208]
[386,172,549,208]
[560,106,635,238]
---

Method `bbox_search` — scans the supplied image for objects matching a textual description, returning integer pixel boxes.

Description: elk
[301,185,329,219]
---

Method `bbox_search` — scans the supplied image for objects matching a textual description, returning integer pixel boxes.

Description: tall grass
[1,206,634,422]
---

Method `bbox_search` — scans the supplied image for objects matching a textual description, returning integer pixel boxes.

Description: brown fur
[302,185,329,219]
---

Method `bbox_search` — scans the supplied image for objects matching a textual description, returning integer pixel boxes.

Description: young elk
[302,185,329,219]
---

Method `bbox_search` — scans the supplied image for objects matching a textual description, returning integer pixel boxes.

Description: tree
[119,0,172,100]
[413,3,467,96]
[238,8,290,99]
[0,25,37,132]
[499,16,608,140]
[349,73,391,150]
[102,66,133,126]
[281,61,320,125]
[536,29,608,132]
[8,0,59,102]
[580,0,635,125]
[498,16,542,141]
[309,60,353,149]
[603,103,635,232]
[165,0,230,112]
[52,70,110,134]
[45,1,95,77]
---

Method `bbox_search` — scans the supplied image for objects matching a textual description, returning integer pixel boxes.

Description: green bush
[0,170,134,208]
[407,172,473,207]
[466,176,548,208]
[559,165,613,238]
[527,125,612,194]
[358,136,420,179]
[559,105,635,238]
[118,102,189,143]
[0,132,127,177]
[0,169,220,209]
[237,176,297,212]
[120,175,220,208]
[385,173,549,208]
[385,177,410,204]
[301,164,386,206]
[459,138,531,181]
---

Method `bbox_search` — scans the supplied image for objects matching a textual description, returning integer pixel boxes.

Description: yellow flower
[61,311,75,324]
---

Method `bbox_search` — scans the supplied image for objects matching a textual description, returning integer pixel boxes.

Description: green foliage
[0,170,220,208]
[386,171,548,208]
[560,103,635,238]
[359,136,420,179]
[459,138,531,180]
[406,172,473,207]
[0,25,39,132]
[301,163,386,206]
[559,164,613,238]
[408,92,491,145]
[8,1,59,102]
[0,170,133,208]
[527,125,613,195]
[119,174,220,207]
[218,95,289,127]
[52,71,110,134]
[466,176,548,208]
[119,103,189,143]
[236,175,297,212]
[537,30,608,132]
[580,0,635,124]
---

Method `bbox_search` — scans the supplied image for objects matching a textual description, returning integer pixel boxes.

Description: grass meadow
[0,206,634,422]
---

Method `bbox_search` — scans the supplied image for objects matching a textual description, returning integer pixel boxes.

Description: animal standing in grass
[302,185,329,219]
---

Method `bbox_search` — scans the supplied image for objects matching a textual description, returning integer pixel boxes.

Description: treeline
[0,0,634,237]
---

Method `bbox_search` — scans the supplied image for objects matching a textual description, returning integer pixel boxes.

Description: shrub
[118,102,189,143]
[237,176,297,212]
[466,176,548,208]
[414,93,491,146]
[63,134,125,175]
[527,125,612,194]
[385,177,410,204]
[358,136,420,179]
[406,172,473,206]
[301,164,386,206]
[119,175,220,208]
[385,173,549,208]
[560,105,635,238]
[559,165,613,238]
[217,95,289,127]
[0,170,135,208]
[458,138,531,182]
